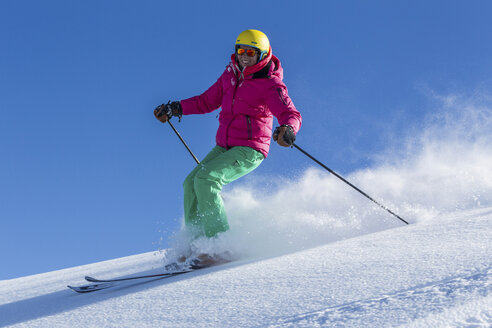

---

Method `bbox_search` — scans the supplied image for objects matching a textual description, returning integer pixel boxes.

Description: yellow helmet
[235,29,270,60]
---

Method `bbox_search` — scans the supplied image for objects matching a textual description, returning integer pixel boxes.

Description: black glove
[273,124,296,146]
[154,101,182,122]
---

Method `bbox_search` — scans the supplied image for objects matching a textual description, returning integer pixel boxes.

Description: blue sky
[1,0,491,279]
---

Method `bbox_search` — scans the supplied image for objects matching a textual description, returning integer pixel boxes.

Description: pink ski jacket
[180,49,302,158]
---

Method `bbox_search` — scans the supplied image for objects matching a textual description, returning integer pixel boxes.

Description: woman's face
[236,46,259,68]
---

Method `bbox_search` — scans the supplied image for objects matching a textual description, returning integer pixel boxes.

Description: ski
[85,269,191,283]
[67,260,229,293]
[68,282,114,293]
[68,270,190,294]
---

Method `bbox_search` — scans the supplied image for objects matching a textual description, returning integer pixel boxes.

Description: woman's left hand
[273,125,296,147]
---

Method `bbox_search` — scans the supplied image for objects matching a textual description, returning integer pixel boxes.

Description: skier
[154,29,302,266]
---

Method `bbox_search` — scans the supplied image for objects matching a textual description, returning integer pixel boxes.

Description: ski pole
[292,143,409,225]
[167,120,200,165]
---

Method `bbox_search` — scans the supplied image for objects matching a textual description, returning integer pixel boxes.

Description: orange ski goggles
[236,48,258,57]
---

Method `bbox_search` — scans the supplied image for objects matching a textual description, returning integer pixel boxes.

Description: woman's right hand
[154,101,183,123]
[154,104,172,123]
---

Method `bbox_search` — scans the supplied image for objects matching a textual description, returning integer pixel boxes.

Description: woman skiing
[154,29,302,265]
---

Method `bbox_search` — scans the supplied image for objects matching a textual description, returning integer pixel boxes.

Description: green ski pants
[183,146,264,238]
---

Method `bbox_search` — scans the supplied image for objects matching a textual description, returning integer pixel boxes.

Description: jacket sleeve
[265,80,302,134]
[180,71,225,115]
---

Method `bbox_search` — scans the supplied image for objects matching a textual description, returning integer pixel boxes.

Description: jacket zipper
[246,115,252,140]
[277,88,288,106]
[231,67,242,113]
[225,72,241,148]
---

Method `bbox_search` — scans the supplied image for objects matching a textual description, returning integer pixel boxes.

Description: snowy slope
[1,207,490,328]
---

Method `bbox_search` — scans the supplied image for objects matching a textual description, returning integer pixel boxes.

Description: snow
[1,95,491,327]
[0,207,490,327]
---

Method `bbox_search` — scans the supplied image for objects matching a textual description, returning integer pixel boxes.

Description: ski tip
[85,276,97,282]
[67,285,80,292]
[68,282,114,293]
